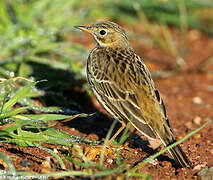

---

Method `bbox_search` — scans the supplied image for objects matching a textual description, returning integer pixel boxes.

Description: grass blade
[0,151,16,174]
[0,107,28,119]
[99,120,117,167]
[2,81,37,112]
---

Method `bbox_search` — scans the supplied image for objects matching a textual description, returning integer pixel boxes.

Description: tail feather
[159,125,193,168]
[168,144,193,168]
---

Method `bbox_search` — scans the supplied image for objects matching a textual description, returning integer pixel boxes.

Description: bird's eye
[100,30,106,35]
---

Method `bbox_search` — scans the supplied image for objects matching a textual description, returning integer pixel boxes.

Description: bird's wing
[136,57,170,127]
[88,48,168,139]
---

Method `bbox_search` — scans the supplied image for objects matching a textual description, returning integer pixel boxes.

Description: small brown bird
[75,21,193,168]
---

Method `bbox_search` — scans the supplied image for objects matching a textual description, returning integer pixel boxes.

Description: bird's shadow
[129,135,180,169]
[25,61,95,112]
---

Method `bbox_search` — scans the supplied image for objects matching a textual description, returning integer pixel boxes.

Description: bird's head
[75,21,130,48]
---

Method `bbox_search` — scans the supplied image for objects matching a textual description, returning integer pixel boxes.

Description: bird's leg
[124,128,137,147]
[107,123,126,146]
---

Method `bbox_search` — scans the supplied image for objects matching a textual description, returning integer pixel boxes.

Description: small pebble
[185,122,192,128]
[193,116,202,125]
[150,159,158,166]
[194,134,201,139]
[194,155,201,160]
[192,97,203,104]
[106,158,113,164]
[194,164,206,170]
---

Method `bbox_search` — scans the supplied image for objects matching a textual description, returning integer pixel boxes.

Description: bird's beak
[74,25,92,34]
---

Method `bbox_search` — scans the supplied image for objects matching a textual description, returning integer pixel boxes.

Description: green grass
[0,0,212,179]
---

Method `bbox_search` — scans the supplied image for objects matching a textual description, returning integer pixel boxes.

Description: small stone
[192,97,203,104]
[194,134,201,139]
[195,155,201,160]
[193,116,202,125]
[148,138,162,149]
[150,159,158,166]
[194,164,206,170]
[185,121,193,128]
[106,158,113,164]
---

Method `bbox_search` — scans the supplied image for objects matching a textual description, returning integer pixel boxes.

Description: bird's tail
[168,143,193,168]
[159,125,193,168]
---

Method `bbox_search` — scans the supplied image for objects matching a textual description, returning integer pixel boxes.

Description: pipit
[75,21,193,168]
